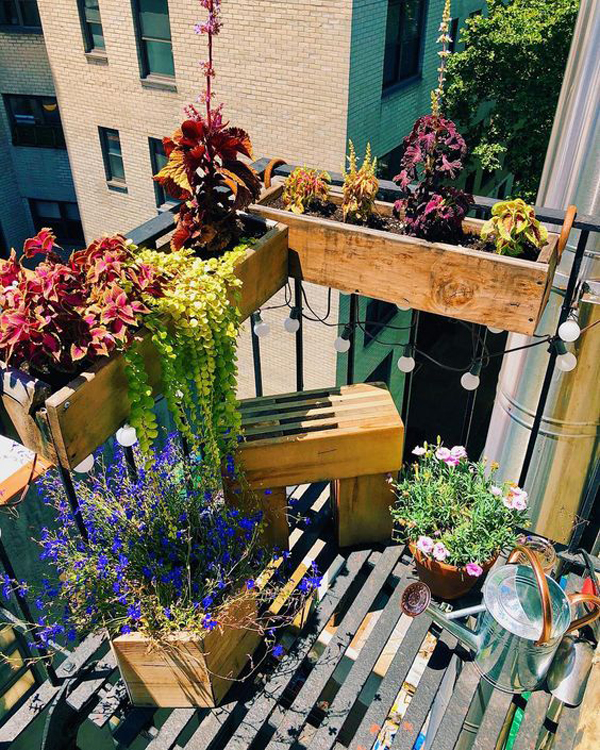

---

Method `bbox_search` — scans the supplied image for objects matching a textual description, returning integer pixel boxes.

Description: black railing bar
[346,293,358,385]
[249,312,263,398]
[254,159,600,232]
[294,279,304,392]
[519,229,590,487]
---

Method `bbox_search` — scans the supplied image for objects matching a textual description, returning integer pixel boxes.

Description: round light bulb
[334,336,351,353]
[74,454,95,473]
[460,372,481,391]
[116,424,138,447]
[283,316,300,334]
[558,319,581,343]
[556,351,577,372]
[397,304,411,312]
[397,355,416,373]
[253,320,270,338]
[487,326,503,334]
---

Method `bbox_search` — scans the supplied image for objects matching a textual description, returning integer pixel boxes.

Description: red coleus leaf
[23,228,60,259]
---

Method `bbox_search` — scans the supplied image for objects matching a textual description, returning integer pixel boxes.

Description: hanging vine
[124,241,251,470]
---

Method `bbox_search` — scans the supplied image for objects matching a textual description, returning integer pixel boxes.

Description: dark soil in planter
[265,196,540,262]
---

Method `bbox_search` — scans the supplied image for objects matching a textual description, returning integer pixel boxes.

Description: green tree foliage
[444,0,580,201]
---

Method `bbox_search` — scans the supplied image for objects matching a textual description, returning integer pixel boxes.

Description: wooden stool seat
[227,383,404,548]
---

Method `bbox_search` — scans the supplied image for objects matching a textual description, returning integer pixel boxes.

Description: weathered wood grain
[333,472,397,547]
[251,184,559,335]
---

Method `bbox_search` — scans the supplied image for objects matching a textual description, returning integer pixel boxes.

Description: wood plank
[112,597,260,708]
[0,365,56,461]
[224,484,289,550]
[239,382,388,413]
[0,455,53,506]
[572,643,600,750]
[41,224,288,469]
[334,473,397,547]
[251,190,558,335]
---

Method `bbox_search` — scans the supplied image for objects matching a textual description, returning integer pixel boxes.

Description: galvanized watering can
[401,546,600,693]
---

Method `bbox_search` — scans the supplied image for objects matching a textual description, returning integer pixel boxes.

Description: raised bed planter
[0,214,289,469]
[111,596,260,708]
[250,182,569,336]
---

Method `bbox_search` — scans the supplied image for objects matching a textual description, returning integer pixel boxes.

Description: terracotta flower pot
[409,543,498,600]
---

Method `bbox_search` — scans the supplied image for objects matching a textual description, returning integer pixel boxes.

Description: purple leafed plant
[393,0,473,243]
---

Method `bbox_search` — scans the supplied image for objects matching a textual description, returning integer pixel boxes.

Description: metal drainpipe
[482,0,600,543]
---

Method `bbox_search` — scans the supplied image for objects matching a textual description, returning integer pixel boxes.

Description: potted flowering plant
[251,0,566,336]
[24,437,320,708]
[391,440,528,599]
[153,0,288,306]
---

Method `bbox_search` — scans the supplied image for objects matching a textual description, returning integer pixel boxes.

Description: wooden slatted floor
[0,483,589,750]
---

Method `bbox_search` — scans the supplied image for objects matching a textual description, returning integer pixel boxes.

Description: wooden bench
[226,382,404,548]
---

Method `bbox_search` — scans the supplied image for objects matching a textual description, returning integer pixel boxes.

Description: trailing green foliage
[481,199,548,256]
[445,0,580,201]
[126,242,248,463]
[342,142,379,224]
[282,167,331,214]
[391,440,528,569]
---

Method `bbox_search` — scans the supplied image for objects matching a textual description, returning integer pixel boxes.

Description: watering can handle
[565,593,600,634]
[507,545,553,646]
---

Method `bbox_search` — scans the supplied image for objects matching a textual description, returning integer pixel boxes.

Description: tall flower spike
[432,0,452,117]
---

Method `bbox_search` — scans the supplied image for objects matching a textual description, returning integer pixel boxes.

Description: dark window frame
[363,299,398,349]
[2,94,66,149]
[382,0,429,94]
[149,137,177,209]
[77,0,105,53]
[131,0,175,80]
[0,0,41,30]
[29,199,84,247]
[448,16,459,53]
[98,126,127,191]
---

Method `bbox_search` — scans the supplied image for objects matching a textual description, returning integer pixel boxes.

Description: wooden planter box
[0,215,288,469]
[250,183,560,336]
[111,596,261,708]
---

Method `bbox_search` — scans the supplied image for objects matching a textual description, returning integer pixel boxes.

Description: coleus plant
[393,0,473,243]
[481,199,548,256]
[0,230,164,380]
[342,141,379,224]
[282,167,331,215]
[155,0,261,255]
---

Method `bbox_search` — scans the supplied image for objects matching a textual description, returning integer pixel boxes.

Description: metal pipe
[483,0,600,543]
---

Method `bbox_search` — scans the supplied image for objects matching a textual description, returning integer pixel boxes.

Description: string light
[334,325,353,353]
[558,316,581,343]
[554,340,577,372]
[397,344,416,373]
[460,362,482,391]
[252,313,270,338]
[487,326,504,334]
[73,454,95,473]
[397,303,411,312]
[283,308,301,334]
[116,424,138,447]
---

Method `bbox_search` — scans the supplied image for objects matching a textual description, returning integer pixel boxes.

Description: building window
[378,143,404,181]
[78,0,105,52]
[99,127,127,189]
[383,0,427,91]
[0,0,41,29]
[149,137,177,208]
[3,95,65,149]
[367,352,393,387]
[133,0,175,78]
[29,200,84,246]
[364,300,397,348]
[448,17,459,53]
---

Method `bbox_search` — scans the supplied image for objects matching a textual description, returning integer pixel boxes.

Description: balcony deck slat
[511,691,551,750]
[309,613,432,750]
[264,545,404,750]
[427,659,482,750]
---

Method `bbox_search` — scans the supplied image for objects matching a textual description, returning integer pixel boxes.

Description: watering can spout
[401,582,483,654]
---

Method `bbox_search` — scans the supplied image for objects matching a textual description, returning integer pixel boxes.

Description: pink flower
[432,542,449,561]
[504,486,528,510]
[412,445,426,456]
[502,495,514,509]
[416,535,434,555]
[435,447,451,462]
[466,562,484,577]
[490,485,503,497]
[450,446,467,461]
